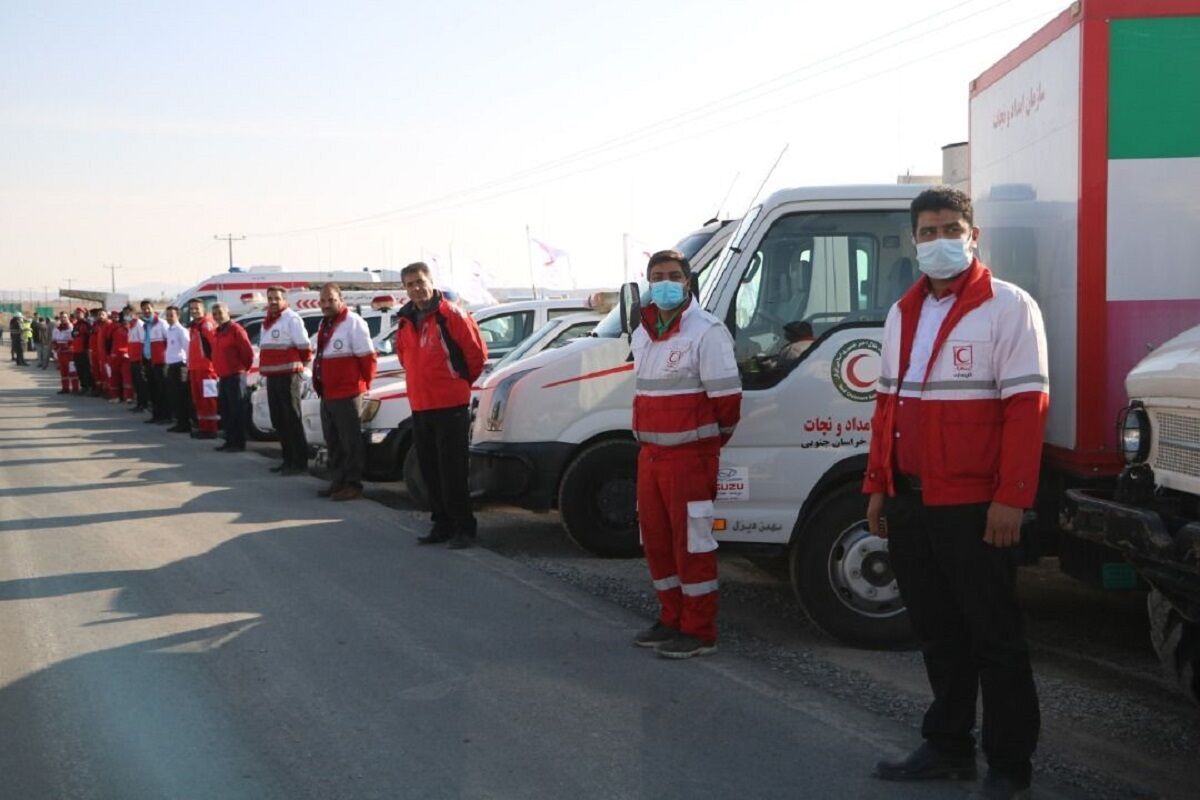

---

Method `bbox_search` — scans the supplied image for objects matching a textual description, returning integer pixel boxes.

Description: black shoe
[154,418,172,425]
[317,484,343,498]
[269,464,285,473]
[633,621,679,648]
[873,743,977,782]
[190,431,217,439]
[223,444,245,452]
[167,425,190,433]
[447,533,473,550]
[214,443,232,451]
[280,466,307,476]
[656,634,717,659]
[417,529,453,545]
[968,771,1031,800]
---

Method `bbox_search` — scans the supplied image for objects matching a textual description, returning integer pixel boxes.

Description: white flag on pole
[530,237,575,290]
[624,234,655,283]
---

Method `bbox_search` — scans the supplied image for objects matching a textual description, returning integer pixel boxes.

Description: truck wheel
[401,443,430,511]
[1148,588,1200,706]
[558,439,640,558]
[245,395,277,442]
[789,484,912,648]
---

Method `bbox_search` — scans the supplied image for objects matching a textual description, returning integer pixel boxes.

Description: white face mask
[915,236,974,280]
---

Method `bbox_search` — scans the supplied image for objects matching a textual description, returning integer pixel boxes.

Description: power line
[249,0,1022,239]
[214,234,245,271]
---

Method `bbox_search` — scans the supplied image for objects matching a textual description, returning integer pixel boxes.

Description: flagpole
[622,233,630,284]
[525,224,538,299]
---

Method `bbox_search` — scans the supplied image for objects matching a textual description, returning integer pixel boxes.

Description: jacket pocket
[936,401,1002,482]
[686,499,718,554]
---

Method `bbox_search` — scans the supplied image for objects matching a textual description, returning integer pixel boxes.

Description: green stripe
[1109,16,1200,159]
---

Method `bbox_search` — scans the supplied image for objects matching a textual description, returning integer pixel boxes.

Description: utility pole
[214,233,246,271]
[102,263,122,293]
[65,277,76,292]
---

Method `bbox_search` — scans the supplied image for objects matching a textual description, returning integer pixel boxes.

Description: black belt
[894,473,923,493]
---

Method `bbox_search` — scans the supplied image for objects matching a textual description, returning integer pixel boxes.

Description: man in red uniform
[186,298,220,440]
[313,283,377,501]
[52,312,77,393]
[395,262,487,548]
[107,307,134,404]
[864,187,1048,800]
[70,308,92,393]
[259,286,313,475]
[90,309,112,399]
[631,249,741,659]
[210,302,255,452]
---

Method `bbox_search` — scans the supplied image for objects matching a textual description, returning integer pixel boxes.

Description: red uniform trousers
[189,370,219,433]
[108,356,132,401]
[637,448,720,642]
[91,351,106,393]
[57,347,79,392]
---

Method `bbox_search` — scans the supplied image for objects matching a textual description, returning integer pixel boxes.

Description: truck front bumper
[469,440,575,511]
[1063,488,1200,597]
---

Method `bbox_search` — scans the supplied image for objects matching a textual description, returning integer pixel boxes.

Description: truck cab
[470,188,927,646]
[1065,324,1200,705]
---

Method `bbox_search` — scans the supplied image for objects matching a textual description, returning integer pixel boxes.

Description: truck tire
[245,394,277,442]
[558,439,641,558]
[789,484,912,648]
[401,442,430,511]
[1148,588,1200,706]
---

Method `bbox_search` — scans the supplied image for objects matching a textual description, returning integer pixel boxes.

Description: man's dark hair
[186,297,205,308]
[140,299,154,309]
[646,249,692,277]
[320,282,342,298]
[165,305,180,314]
[910,186,973,234]
[266,285,287,296]
[401,262,432,281]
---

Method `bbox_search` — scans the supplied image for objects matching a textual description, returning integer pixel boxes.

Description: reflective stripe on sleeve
[636,376,702,391]
[635,424,721,446]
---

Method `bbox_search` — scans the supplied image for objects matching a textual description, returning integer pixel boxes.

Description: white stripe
[681,579,718,596]
[706,388,741,398]
[652,575,681,591]
[635,423,720,446]
[701,376,741,392]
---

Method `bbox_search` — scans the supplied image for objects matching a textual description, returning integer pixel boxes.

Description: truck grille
[1154,411,1200,478]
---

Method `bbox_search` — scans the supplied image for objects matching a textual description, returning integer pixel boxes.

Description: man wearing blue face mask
[631,249,741,659]
[864,187,1048,800]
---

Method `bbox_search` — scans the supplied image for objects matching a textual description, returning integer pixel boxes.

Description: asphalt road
[0,360,991,800]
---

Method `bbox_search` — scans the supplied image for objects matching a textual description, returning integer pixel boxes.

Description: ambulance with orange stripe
[470,187,931,647]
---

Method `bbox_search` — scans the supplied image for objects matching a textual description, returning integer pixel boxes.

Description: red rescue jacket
[188,316,218,377]
[109,322,130,358]
[862,261,1049,508]
[394,294,487,412]
[313,308,377,401]
[70,319,90,354]
[258,305,312,375]
[212,321,255,378]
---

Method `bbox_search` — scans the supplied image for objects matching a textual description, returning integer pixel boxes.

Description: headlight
[486,368,537,432]
[361,398,381,423]
[1119,404,1151,465]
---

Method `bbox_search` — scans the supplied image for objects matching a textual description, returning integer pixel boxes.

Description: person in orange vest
[185,297,220,440]
[51,311,78,393]
[258,285,313,475]
[630,249,742,659]
[107,307,134,404]
[211,301,255,451]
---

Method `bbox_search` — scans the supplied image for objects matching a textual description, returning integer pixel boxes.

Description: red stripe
[196,281,312,291]
[542,362,634,389]
[970,6,1080,97]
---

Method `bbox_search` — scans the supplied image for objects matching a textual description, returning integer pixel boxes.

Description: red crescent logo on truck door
[831,338,882,402]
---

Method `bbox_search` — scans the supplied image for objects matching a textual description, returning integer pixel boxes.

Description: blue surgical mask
[648,280,687,310]
[915,236,973,280]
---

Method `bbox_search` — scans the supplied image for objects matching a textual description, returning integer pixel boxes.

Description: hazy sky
[1,0,1067,297]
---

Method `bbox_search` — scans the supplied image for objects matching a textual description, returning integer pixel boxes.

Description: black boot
[873,743,977,782]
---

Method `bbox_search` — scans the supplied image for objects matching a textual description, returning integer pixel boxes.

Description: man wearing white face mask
[863,187,1048,800]
[630,249,741,659]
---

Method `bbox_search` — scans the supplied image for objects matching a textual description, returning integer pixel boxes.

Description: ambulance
[468,193,927,647]
[172,266,405,321]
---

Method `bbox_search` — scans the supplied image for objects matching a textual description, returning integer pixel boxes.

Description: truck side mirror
[619,282,641,336]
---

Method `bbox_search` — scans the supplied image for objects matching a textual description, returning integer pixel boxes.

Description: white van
[173,266,404,321]
[470,188,927,647]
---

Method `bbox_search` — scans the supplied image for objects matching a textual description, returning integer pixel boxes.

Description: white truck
[470,195,923,647]
[967,0,1200,586]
